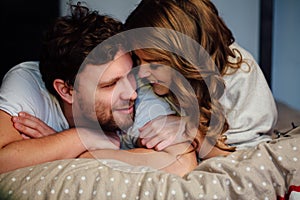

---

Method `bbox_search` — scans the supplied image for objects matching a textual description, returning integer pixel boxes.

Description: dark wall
[1,0,59,84]
[259,0,274,88]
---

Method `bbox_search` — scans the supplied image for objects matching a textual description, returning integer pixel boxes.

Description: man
[0,3,196,176]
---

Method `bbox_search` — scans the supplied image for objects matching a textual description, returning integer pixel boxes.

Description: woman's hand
[11,112,56,139]
[138,115,193,150]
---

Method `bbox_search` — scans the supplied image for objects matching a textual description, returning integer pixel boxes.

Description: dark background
[1,0,59,84]
[0,0,273,88]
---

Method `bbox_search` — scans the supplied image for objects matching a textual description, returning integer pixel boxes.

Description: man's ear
[53,79,73,104]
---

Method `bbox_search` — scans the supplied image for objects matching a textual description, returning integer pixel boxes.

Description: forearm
[0,129,86,173]
[80,143,197,177]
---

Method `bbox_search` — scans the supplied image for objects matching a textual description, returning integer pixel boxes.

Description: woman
[124,0,277,158]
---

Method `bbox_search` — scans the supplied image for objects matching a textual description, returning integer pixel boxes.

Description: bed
[0,101,299,200]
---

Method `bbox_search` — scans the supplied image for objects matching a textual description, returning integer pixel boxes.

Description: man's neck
[60,101,75,128]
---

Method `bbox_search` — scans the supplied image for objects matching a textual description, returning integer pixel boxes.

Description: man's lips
[114,105,134,114]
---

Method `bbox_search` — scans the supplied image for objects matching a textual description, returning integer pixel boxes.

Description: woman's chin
[153,86,169,96]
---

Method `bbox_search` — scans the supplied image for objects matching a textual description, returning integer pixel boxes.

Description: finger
[140,122,167,139]
[140,137,149,146]
[139,125,155,139]
[143,134,168,149]
[18,112,45,125]
[138,115,166,132]
[15,114,41,130]
[13,122,43,138]
[155,137,175,151]
[18,112,48,128]
[140,135,160,146]
[21,134,31,140]
[17,113,56,135]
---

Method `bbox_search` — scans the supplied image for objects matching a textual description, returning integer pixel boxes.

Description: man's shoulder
[3,61,42,85]
[7,61,40,73]
[4,61,40,80]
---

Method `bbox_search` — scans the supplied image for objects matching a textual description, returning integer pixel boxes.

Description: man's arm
[80,142,197,177]
[12,111,197,176]
[0,110,92,173]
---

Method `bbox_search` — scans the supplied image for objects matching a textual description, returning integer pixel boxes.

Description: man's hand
[12,112,56,139]
[11,112,120,151]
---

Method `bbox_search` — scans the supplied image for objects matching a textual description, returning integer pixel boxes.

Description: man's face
[74,50,137,132]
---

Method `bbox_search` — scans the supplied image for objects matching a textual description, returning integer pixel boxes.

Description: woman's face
[134,50,172,96]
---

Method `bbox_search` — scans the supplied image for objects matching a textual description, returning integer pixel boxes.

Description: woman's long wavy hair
[125,0,243,152]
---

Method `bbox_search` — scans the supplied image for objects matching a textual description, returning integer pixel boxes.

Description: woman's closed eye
[150,63,161,69]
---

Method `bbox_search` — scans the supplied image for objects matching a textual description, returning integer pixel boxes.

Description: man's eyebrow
[98,76,121,87]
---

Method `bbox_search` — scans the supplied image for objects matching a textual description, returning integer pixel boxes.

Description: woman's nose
[138,66,151,78]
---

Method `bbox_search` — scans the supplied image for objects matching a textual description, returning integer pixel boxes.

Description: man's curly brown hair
[39,2,124,98]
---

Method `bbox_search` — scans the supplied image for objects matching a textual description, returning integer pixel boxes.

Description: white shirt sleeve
[0,62,43,117]
[220,43,278,149]
[0,62,69,132]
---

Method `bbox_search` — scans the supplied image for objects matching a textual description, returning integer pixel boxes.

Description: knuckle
[146,143,154,148]
[17,125,25,132]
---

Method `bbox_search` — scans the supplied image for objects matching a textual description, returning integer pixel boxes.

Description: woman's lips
[149,80,163,86]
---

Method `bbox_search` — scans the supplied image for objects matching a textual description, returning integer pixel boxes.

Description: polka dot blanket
[0,127,299,200]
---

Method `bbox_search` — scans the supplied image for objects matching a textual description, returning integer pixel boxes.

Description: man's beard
[98,111,134,132]
[75,93,135,132]
[95,101,135,133]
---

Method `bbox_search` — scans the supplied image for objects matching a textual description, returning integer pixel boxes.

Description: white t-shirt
[0,61,69,131]
[220,43,278,149]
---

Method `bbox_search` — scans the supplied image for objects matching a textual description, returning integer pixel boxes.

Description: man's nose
[120,78,137,101]
[121,89,137,102]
